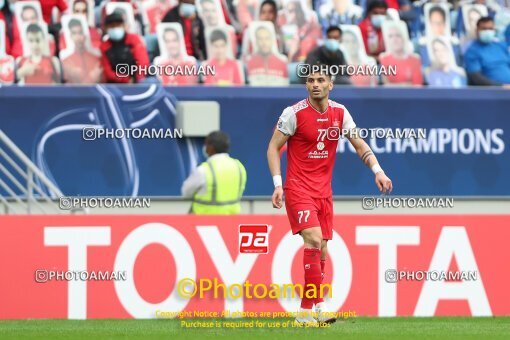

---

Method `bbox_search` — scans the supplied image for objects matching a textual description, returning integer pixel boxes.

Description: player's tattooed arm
[347,135,378,169]
[360,150,374,166]
[346,132,393,193]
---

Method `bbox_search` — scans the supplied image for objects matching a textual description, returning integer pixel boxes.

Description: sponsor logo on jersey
[317,118,328,122]
[277,119,283,129]
[308,150,329,159]
[317,142,325,150]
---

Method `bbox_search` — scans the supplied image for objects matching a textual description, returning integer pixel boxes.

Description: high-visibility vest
[191,156,247,214]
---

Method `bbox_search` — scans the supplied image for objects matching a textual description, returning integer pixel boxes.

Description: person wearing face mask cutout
[161,0,206,60]
[303,26,350,85]
[181,131,247,215]
[464,17,510,87]
[100,12,149,83]
[358,0,388,60]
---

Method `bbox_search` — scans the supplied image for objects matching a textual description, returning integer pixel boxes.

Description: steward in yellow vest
[181,131,247,214]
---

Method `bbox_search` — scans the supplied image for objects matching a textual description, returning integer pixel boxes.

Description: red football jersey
[277,98,356,198]
[246,54,288,78]
[156,59,199,85]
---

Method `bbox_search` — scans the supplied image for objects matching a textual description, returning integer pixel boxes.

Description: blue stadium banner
[0,85,508,196]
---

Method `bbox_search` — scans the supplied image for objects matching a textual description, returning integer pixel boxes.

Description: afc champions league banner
[0,214,509,319]
[0,85,509,197]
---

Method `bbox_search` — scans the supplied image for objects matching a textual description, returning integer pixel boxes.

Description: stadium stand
[0,0,508,86]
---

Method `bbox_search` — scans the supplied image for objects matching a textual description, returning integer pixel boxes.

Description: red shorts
[284,189,334,240]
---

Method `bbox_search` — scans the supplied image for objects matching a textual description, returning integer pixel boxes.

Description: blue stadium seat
[144,34,159,62]
[506,24,510,47]
[408,4,423,39]
[288,62,300,84]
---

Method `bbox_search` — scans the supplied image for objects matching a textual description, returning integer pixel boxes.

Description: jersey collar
[307,98,329,115]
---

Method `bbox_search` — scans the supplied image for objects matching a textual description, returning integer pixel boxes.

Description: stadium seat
[288,62,300,84]
[144,33,159,61]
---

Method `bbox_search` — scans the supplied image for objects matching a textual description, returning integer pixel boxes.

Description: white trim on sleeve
[342,107,356,131]
[277,106,297,136]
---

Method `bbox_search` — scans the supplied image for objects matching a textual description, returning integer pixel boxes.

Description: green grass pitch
[0,317,509,339]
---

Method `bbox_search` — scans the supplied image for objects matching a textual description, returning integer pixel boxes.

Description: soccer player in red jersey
[267,64,393,325]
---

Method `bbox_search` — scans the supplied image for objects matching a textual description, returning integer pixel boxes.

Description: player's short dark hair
[206,131,230,154]
[210,29,227,44]
[260,0,277,14]
[26,23,43,35]
[326,26,342,37]
[366,0,387,15]
[476,16,493,28]
[429,6,446,21]
[68,18,83,30]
